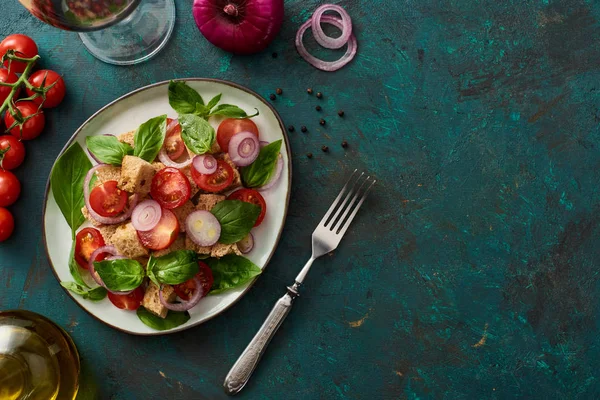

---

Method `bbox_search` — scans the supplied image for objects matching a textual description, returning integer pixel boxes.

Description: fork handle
[224,284,300,395]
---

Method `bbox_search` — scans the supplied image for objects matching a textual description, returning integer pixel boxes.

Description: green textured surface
[2,0,600,398]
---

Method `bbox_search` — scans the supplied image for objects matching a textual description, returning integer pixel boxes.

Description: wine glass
[18,0,175,65]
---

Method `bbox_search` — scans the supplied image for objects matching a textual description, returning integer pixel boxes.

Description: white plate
[43,79,291,335]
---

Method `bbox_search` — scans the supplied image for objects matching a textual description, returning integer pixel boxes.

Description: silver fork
[223,170,376,395]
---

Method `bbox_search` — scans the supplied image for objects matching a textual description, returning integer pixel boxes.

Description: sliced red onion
[131,200,162,232]
[87,247,134,295]
[228,132,260,166]
[296,15,358,72]
[159,277,204,311]
[311,4,353,50]
[84,164,139,225]
[258,155,284,192]
[259,141,269,148]
[238,233,254,254]
[193,154,217,175]
[158,146,192,169]
[186,210,221,247]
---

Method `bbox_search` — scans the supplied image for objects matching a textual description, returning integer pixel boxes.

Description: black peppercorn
[341,140,348,148]
[269,94,276,100]
[321,145,329,152]
[272,52,278,58]
[307,88,313,94]
[288,125,295,132]
[338,110,345,117]
[316,92,323,99]
[315,105,322,111]
[301,126,307,132]
[319,119,326,126]
[307,153,313,158]
[276,88,283,95]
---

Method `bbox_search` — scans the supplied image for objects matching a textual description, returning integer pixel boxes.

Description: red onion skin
[159,277,205,311]
[193,0,284,55]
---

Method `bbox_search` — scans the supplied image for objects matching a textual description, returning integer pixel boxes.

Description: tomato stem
[0,52,41,117]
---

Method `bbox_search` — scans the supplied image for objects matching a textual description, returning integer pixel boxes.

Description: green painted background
[1,0,600,398]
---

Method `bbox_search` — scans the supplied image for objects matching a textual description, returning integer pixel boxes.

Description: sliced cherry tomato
[191,159,234,193]
[164,118,185,161]
[4,101,45,141]
[0,207,14,242]
[0,69,19,105]
[107,287,144,310]
[74,228,106,269]
[173,261,214,301]
[227,188,267,226]
[137,208,179,250]
[0,135,25,170]
[26,70,66,108]
[0,34,38,74]
[89,181,128,217]
[217,118,259,152]
[0,170,20,207]
[151,167,191,209]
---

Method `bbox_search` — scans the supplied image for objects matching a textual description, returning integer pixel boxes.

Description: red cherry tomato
[0,170,20,207]
[74,228,106,269]
[227,188,267,226]
[217,118,259,153]
[173,261,214,300]
[4,102,45,141]
[26,70,66,108]
[0,69,19,105]
[0,207,14,242]
[150,167,191,209]
[164,118,185,161]
[191,159,234,193]
[107,287,145,310]
[89,181,128,217]
[0,34,38,74]
[137,208,179,250]
[0,136,25,170]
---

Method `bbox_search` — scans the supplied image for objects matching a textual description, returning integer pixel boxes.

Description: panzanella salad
[52,81,283,331]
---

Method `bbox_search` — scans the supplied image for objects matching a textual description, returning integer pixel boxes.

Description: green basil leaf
[209,104,258,119]
[86,135,133,166]
[133,115,167,163]
[50,142,92,239]
[94,259,145,292]
[195,103,210,119]
[210,200,260,244]
[241,140,282,188]
[168,81,204,114]
[68,242,90,288]
[206,93,222,111]
[147,250,198,285]
[136,307,190,331]
[61,281,87,295]
[179,113,215,155]
[61,282,107,302]
[206,255,262,294]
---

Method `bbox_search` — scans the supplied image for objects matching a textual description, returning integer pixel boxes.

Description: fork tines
[322,170,376,234]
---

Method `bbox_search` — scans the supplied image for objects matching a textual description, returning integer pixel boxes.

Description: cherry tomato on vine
[4,101,45,141]
[0,135,25,170]
[0,34,38,74]
[0,170,20,207]
[26,70,66,108]
[0,69,19,105]
[0,207,14,242]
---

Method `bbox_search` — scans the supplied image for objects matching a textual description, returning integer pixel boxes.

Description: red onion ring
[158,146,192,169]
[186,210,221,247]
[296,15,358,72]
[228,132,260,167]
[159,277,204,311]
[259,141,269,148]
[311,4,353,49]
[84,164,139,225]
[131,200,162,232]
[238,233,254,254]
[192,154,217,175]
[258,155,283,192]
[87,246,135,295]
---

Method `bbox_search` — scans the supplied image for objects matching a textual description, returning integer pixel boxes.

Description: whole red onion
[193,0,284,55]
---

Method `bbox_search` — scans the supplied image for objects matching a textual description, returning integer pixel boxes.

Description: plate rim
[42,78,292,336]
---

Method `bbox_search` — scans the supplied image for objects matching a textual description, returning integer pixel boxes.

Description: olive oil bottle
[0,310,79,400]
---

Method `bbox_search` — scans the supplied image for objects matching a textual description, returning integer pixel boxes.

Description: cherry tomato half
[150,167,191,209]
[0,207,14,242]
[0,170,20,207]
[107,287,145,310]
[26,69,66,108]
[74,227,106,269]
[173,261,214,300]
[217,118,259,153]
[0,69,19,105]
[164,118,185,161]
[227,188,267,226]
[4,101,45,141]
[191,159,234,193]
[0,135,25,170]
[0,34,38,74]
[89,181,128,217]
[137,208,179,250]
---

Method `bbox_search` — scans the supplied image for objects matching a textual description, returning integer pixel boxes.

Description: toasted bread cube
[181,166,200,197]
[185,236,212,255]
[97,224,121,245]
[171,201,195,232]
[151,162,166,173]
[94,165,121,184]
[210,243,242,258]
[142,282,176,318]
[196,194,226,211]
[215,153,241,190]
[153,235,186,257]
[118,130,135,147]
[111,222,148,259]
[118,155,156,196]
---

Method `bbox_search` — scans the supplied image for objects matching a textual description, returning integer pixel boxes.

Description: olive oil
[0,310,79,400]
